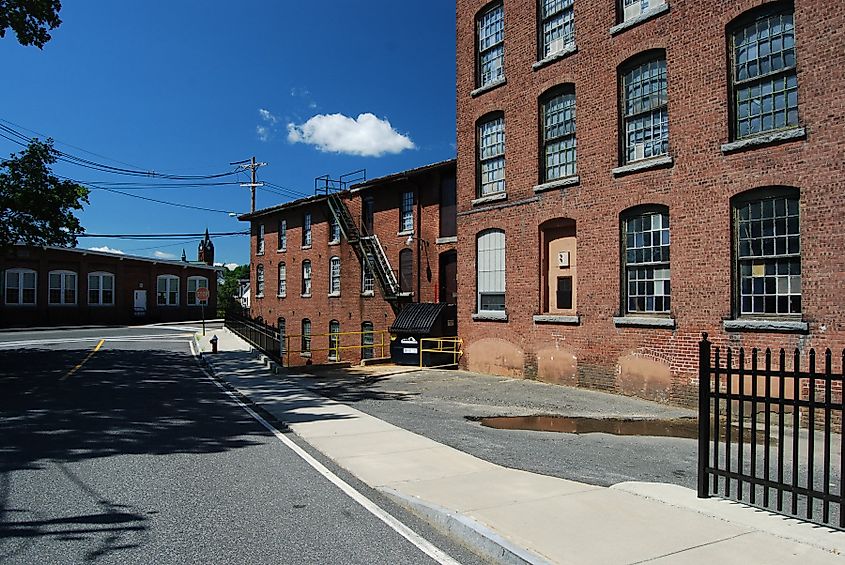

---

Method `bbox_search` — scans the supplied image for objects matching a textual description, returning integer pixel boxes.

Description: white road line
[0,334,192,348]
[188,340,462,565]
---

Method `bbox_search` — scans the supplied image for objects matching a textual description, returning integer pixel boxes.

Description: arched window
[620,51,668,164]
[301,318,311,352]
[477,112,506,197]
[301,260,312,296]
[257,223,265,255]
[278,262,286,297]
[187,276,209,305]
[621,206,670,314]
[88,272,115,306]
[302,212,312,247]
[538,0,574,59]
[48,270,77,305]
[399,249,413,293]
[4,268,37,305]
[328,320,340,361]
[477,229,505,313]
[361,321,374,360]
[157,275,180,306]
[329,215,340,243]
[540,85,576,183]
[278,219,287,251]
[476,2,504,88]
[278,317,286,355]
[329,256,341,295]
[255,265,265,298]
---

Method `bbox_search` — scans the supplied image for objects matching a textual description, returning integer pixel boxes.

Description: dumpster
[389,303,458,366]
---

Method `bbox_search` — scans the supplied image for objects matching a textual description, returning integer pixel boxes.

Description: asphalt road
[0,325,487,565]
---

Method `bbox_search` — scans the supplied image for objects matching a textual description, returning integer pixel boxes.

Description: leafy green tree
[0,0,63,49]
[0,138,89,250]
[217,264,250,316]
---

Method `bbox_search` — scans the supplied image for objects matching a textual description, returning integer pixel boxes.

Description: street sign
[196,287,210,302]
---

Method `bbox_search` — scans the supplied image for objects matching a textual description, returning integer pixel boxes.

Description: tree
[0,138,89,250]
[217,264,250,317]
[0,0,62,49]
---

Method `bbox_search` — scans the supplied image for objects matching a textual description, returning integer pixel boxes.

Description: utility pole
[231,156,267,213]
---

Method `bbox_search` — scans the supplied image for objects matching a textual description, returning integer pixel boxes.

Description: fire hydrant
[210,335,218,354]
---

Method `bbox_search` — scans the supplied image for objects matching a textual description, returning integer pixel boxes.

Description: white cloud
[258,108,278,124]
[224,263,239,271]
[256,108,279,142]
[153,250,178,260]
[256,125,271,142]
[287,113,415,157]
[89,246,124,255]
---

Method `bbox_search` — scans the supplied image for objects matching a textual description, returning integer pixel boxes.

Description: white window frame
[329,256,341,296]
[255,265,265,298]
[477,229,506,313]
[88,271,115,306]
[257,223,265,255]
[278,262,286,297]
[542,87,577,182]
[48,270,77,305]
[478,115,506,197]
[539,0,575,59]
[278,219,287,251]
[187,276,209,306]
[4,268,37,306]
[477,2,505,88]
[400,191,414,233]
[157,275,180,306]
[328,320,340,361]
[361,254,375,295]
[302,260,312,297]
[622,55,668,164]
[301,318,311,352]
[303,212,312,247]
[622,0,665,23]
[329,215,341,244]
[622,209,671,314]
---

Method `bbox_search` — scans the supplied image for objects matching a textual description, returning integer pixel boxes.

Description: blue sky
[0,1,456,266]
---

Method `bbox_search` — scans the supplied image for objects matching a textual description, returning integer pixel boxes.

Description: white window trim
[187,276,209,306]
[156,275,180,307]
[48,269,78,306]
[278,219,287,251]
[329,256,341,296]
[255,265,265,299]
[4,268,37,306]
[476,229,506,315]
[278,263,287,298]
[88,271,115,307]
[257,223,266,255]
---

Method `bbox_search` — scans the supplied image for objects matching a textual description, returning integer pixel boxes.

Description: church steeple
[197,228,214,265]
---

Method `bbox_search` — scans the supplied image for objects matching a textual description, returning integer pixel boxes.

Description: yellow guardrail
[281,329,388,366]
[419,337,463,369]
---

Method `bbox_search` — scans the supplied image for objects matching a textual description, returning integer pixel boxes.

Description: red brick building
[455,0,844,404]
[0,245,218,327]
[242,160,457,365]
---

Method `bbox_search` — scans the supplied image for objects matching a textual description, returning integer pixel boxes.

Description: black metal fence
[225,309,283,363]
[698,333,844,529]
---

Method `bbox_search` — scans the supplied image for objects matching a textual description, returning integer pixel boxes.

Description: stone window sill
[328,240,341,246]
[723,319,808,333]
[396,291,414,298]
[533,314,580,325]
[612,155,673,177]
[327,292,340,298]
[720,127,806,154]
[397,229,414,237]
[534,175,580,194]
[472,192,507,206]
[613,316,676,329]
[471,77,506,98]
[277,248,286,253]
[300,352,311,358]
[361,291,374,297]
[436,236,457,244]
[301,245,312,250]
[277,294,286,298]
[301,293,312,299]
[255,294,264,300]
[256,252,265,256]
[532,44,577,71]
[473,310,508,322]
[610,3,670,36]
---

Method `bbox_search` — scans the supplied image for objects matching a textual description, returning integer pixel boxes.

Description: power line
[78,231,248,239]
[86,184,237,215]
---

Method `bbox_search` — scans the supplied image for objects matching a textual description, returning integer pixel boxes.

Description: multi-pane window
[302,260,312,296]
[88,272,114,306]
[362,254,375,294]
[399,249,413,294]
[736,192,800,316]
[622,55,668,163]
[478,115,505,197]
[187,276,209,305]
[329,215,340,243]
[48,271,77,305]
[5,269,36,305]
[301,318,311,352]
[539,0,574,58]
[623,209,670,313]
[477,3,504,88]
[278,317,286,355]
[477,229,505,312]
[329,256,341,295]
[255,265,265,297]
[621,0,665,22]
[278,219,287,251]
[400,191,414,232]
[328,320,340,361]
[731,6,797,139]
[303,212,312,247]
[257,224,265,255]
[157,275,179,306]
[542,88,576,182]
[361,321,374,360]
[278,263,286,297]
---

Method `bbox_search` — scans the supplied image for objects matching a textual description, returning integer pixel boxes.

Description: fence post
[698,332,712,499]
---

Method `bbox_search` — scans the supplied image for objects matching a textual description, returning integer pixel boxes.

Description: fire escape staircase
[326,193,402,311]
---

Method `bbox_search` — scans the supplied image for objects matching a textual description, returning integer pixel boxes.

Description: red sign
[196,287,210,302]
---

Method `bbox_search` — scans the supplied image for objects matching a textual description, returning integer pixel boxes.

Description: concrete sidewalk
[195,328,845,565]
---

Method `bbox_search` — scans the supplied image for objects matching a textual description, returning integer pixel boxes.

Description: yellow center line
[61,339,105,381]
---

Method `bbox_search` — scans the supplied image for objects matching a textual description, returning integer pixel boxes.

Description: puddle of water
[470,415,701,439]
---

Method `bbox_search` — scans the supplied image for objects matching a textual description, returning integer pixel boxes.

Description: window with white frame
[278,317,286,355]
[478,114,505,197]
[303,212,312,247]
[255,265,265,297]
[257,223,265,255]
[735,189,800,316]
[539,0,574,59]
[621,0,665,23]
[362,254,374,294]
[622,208,670,314]
[328,320,340,361]
[730,5,798,140]
[541,86,576,182]
[301,318,311,352]
[88,272,115,306]
[278,262,286,297]
[361,321,375,360]
[329,256,341,295]
[48,270,77,305]
[157,275,180,306]
[4,268,36,305]
[329,215,340,243]
[477,229,505,312]
[302,260,312,296]
[400,191,414,232]
[477,2,504,88]
[621,54,668,164]
[187,276,209,305]
[278,219,287,251]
